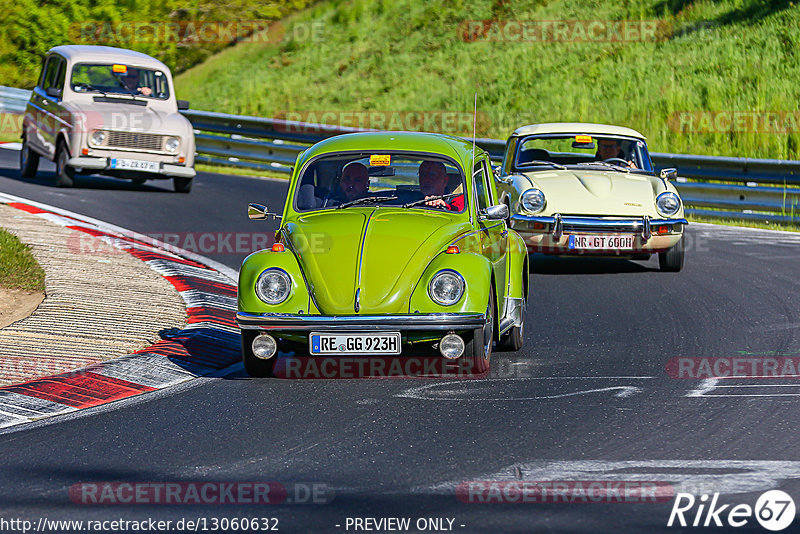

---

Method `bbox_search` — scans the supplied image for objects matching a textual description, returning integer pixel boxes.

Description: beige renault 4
[20,45,196,192]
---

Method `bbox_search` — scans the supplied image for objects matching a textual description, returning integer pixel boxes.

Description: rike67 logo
[668,490,795,531]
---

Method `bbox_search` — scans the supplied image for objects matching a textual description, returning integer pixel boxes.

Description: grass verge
[0,228,45,292]
[175,0,800,160]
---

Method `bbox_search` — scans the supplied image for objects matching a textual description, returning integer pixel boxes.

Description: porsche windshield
[70,63,170,99]
[514,135,653,172]
[294,154,467,212]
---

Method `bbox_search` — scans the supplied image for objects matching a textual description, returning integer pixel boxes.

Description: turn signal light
[446,245,460,254]
[655,225,669,234]
[81,148,89,155]
[271,243,285,252]
[178,156,185,164]
[533,222,546,230]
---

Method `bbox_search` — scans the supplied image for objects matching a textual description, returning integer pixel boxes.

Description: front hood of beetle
[284,209,471,315]
[521,169,663,217]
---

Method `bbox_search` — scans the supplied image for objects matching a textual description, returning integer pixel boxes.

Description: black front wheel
[54,142,75,188]
[173,177,193,193]
[659,236,685,272]
[241,330,277,377]
[464,291,493,373]
[20,138,39,178]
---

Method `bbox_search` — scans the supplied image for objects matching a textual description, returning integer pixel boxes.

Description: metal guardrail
[0,86,30,114]
[2,86,798,223]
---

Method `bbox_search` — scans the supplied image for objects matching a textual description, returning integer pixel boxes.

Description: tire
[173,177,193,193]
[659,236,685,272]
[241,330,276,378]
[19,137,39,178]
[498,269,526,352]
[54,142,74,188]
[498,320,524,352]
[464,291,493,374]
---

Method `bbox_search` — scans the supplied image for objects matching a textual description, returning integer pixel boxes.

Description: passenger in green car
[337,162,370,202]
[418,160,464,211]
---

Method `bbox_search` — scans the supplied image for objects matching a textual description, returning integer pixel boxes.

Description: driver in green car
[419,160,464,211]
[337,161,370,202]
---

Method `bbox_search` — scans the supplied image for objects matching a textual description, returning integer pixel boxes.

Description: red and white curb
[0,142,22,151]
[0,192,241,430]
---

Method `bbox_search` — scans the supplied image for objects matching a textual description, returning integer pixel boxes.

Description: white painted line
[685,378,719,397]
[419,460,800,497]
[396,377,652,401]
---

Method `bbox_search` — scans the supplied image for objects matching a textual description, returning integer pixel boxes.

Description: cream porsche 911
[495,123,687,272]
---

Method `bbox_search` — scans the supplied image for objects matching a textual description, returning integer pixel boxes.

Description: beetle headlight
[255,269,291,305]
[656,192,681,217]
[90,130,106,146]
[165,136,180,153]
[428,270,465,306]
[520,188,546,214]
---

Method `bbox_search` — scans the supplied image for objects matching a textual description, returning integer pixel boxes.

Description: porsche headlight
[520,188,546,214]
[165,136,180,153]
[656,192,681,217]
[90,130,106,146]
[428,270,465,306]
[255,269,291,304]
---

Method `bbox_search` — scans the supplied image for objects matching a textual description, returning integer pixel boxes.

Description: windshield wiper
[576,161,631,173]
[337,195,398,209]
[75,82,110,97]
[402,192,460,209]
[517,160,566,170]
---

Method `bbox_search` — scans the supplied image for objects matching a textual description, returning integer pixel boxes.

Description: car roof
[47,45,168,70]
[300,131,484,169]
[512,122,646,140]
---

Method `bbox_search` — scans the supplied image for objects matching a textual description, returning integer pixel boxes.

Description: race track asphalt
[1,148,799,533]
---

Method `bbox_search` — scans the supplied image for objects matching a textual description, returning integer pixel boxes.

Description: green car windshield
[515,135,653,172]
[294,153,467,212]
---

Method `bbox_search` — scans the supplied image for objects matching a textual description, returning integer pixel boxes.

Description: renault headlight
[520,188,546,214]
[255,269,291,304]
[90,130,106,146]
[428,270,465,306]
[165,136,180,153]
[656,192,681,217]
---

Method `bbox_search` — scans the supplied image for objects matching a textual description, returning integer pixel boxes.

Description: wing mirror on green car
[480,204,509,221]
[248,203,281,220]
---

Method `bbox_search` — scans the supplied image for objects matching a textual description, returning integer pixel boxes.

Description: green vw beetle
[237,131,529,377]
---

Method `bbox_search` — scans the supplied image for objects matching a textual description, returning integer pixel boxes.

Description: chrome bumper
[236,312,485,331]
[67,157,196,178]
[511,214,687,242]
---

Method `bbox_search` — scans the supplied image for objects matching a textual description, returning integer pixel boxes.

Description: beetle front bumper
[236,312,486,332]
[510,213,687,254]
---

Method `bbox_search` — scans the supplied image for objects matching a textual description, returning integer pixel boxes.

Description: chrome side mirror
[248,203,281,220]
[480,204,509,221]
[660,168,677,181]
